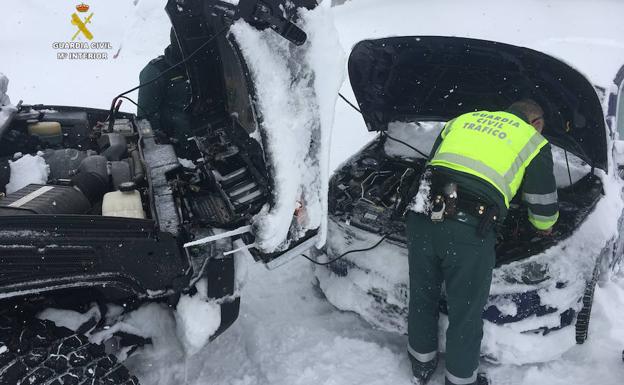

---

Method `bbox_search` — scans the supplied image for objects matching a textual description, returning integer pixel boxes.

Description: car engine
[0,104,270,243]
[328,134,604,265]
[0,107,147,217]
[329,140,422,243]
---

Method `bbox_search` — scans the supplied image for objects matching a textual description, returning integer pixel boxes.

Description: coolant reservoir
[102,182,146,219]
[28,121,62,145]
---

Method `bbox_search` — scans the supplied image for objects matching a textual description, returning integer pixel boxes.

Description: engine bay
[0,105,269,239]
[328,133,604,265]
[0,107,148,217]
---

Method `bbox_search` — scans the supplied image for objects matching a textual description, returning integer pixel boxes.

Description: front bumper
[315,218,584,364]
[0,215,189,300]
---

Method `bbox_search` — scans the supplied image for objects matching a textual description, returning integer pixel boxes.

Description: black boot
[410,355,438,385]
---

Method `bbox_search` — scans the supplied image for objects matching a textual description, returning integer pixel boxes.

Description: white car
[316,35,624,365]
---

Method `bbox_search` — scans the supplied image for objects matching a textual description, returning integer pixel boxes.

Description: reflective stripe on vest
[528,209,559,230]
[522,191,558,205]
[429,111,548,207]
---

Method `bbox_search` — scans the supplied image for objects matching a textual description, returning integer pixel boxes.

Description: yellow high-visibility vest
[429,110,548,209]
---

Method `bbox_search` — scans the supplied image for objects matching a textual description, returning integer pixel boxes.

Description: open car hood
[164,0,337,263]
[349,36,608,171]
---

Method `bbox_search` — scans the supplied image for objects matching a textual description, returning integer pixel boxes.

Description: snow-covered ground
[123,258,624,385]
[2,0,624,384]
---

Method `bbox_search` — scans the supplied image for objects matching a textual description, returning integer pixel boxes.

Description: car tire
[575,261,600,344]
[0,315,139,385]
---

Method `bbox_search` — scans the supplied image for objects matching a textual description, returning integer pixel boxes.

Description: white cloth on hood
[0,73,10,106]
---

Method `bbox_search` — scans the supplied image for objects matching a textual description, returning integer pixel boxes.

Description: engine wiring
[359,170,393,206]
[301,95,431,266]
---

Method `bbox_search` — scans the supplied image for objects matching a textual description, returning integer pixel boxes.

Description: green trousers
[406,212,495,385]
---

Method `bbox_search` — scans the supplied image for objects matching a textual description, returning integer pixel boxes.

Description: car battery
[351,200,395,234]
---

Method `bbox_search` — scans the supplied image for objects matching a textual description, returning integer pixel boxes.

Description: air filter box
[0,184,90,215]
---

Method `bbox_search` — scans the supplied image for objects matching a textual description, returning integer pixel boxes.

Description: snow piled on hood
[5,152,49,194]
[230,6,345,252]
[0,73,9,106]
[38,305,101,332]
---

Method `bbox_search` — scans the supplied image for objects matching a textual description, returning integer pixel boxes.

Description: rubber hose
[72,155,110,204]
[130,147,145,184]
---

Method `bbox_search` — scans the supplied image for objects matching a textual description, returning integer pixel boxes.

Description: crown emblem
[76,3,90,12]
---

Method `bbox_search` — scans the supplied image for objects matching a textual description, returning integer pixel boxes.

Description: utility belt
[426,172,500,238]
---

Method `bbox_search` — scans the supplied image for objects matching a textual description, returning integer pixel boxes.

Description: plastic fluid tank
[102,182,145,219]
[28,121,63,145]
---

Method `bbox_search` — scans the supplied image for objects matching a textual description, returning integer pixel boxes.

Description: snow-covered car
[316,36,624,364]
[0,0,336,383]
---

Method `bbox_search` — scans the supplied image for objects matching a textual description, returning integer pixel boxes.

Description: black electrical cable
[301,233,393,266]
[118,96,148,116]
[384,133,429,159]
[564,149,573,187]
[338,92,429,159]
[339,93,362,113]
[107,25,230,128]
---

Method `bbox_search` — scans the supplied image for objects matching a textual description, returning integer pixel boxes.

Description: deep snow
[2,0,624,384]
[126,257,624,385]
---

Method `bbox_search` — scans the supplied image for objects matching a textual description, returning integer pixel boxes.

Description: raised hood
[349,36,608,171]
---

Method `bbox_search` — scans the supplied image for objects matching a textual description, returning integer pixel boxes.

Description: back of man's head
[509,99,544,121]
[508,99,545,132]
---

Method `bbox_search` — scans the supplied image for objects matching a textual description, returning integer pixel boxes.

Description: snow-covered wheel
[575,261,600,344]
[0,315,139,385]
